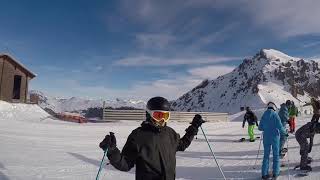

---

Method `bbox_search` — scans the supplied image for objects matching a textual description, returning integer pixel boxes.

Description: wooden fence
[102,109,228,122]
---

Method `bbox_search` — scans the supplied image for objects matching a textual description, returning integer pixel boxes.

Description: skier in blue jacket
[278,101,291,156]
[259,102,288,179]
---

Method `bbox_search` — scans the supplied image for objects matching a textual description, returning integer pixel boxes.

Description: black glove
[191,114,206,128]
[99,132,117,151]
[285,129,289,137]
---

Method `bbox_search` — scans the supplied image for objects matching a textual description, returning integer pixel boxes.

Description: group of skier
[242,100,299,144]
[98,96,320,180]
[243,98,320,179]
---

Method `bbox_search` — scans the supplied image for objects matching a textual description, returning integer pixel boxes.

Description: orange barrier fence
[57,113,87,123]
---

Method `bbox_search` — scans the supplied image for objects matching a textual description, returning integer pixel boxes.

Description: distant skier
[295,121,320,171]
[242,107,258,142]
[99,96,205,180]
[288,101,299,133]
[303,97,320,123]
[259,102,288,180]
[278,101,291,157]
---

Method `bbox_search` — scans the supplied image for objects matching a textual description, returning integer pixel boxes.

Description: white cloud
[32,65,235,101]
[248,0,320,37]
[37,65,64,72]
[119,0,186,29]
[114,55,240,66]
[32,77,196,101]
[187,22,240,50]
[188,65,235,79]
[186,0,320,37]
[133,0,320,38]
[95,66,103,71]
[135,33,176,49]
[302,41,320,48]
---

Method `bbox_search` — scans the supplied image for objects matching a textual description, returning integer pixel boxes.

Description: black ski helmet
[285,100,291,107]
[267,102,277,111]
[146,96,170,111]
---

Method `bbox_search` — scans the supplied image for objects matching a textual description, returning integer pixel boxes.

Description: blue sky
[1,0,320,100]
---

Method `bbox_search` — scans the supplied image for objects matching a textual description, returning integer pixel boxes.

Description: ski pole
[287,136,290,180]
[96,148,108,180]
[200,126,227,180]
[253,133,263,169]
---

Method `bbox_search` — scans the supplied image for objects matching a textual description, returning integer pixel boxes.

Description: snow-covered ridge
[261,49,299,62]
[29,90,146,113]
[172,49,320,114]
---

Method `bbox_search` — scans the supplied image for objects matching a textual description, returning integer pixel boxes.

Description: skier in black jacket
[295,121,320,171]
[242,107,259,142]
[99,96,205,180]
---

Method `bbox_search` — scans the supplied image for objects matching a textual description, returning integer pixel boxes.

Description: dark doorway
[12,75,22,99]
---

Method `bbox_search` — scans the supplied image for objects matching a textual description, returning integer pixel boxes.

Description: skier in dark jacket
[242,107,258,142]
[99,96,205,180]
[303,97,320,123]
[295,121,320,171]
[278,101,290,156]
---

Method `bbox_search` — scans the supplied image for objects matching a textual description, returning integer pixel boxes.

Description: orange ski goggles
[147,109,171,122]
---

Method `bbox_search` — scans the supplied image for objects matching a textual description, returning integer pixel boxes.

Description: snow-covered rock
[172,49,320,114]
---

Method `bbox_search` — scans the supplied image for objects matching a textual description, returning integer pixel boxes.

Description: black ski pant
[295,134,310,167]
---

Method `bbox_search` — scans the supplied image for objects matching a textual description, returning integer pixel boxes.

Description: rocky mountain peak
[172,49,320,114]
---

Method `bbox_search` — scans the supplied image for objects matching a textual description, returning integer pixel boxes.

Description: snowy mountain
[29,90,146,113]
[172,49,320,114]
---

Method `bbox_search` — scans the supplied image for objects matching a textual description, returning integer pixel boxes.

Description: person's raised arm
[177,114,205,151]
[99,132,138,171]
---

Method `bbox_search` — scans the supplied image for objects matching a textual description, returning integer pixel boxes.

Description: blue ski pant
[261,136,280,176]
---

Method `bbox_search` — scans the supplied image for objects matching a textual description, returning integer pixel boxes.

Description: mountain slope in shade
[29,90,146,113]
[172,49,320,114]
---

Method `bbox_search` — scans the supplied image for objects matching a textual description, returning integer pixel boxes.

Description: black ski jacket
[243,110,258,127]
[107,121,198,180]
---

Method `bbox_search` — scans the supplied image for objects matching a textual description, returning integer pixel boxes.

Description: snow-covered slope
[172,49,320,114]
[1,100,320,179]
[29,90,146,113]
[0,100,50,122]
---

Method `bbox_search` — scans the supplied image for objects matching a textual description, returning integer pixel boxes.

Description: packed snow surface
[1,101,320,179]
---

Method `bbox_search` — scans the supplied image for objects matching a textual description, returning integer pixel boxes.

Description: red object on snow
[57,112,87,123]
